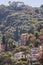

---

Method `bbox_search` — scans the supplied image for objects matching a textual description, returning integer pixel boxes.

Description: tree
[37,24,42,32]
[8,1,11,5]
[15,60,24,65]
[14,26,19,41]
[2,35,6,44]
[40,4,43,8]
[29,44,34,49]
[8,38,17,51]
[0,52,15,65]
[2,35,7,51]
[0,31,3,44]
[35,32,39,39]
[34,39,40,47]
[19,46,30,59]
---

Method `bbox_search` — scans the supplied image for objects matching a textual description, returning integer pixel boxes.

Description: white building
[14,52,25,61]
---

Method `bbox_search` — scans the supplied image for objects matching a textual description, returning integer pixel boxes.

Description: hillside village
[0,1,43,65]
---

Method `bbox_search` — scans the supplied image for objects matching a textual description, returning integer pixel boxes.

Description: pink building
[0,43,5,52]
[39,35,43,42]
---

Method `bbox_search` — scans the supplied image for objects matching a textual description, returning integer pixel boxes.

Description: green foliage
[15,61,24,65]
[0,2,43,41]
[0,2,43,65]
[0,52,15,65]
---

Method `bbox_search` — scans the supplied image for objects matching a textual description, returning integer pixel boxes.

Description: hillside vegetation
[0,1,43,41]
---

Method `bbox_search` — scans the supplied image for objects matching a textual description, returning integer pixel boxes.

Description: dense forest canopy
[0,1,43,65]
[0,1,43,42]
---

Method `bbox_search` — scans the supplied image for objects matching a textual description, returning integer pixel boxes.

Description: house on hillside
[0,43,6,52]
[14,52,25,61]
[20,33,29,46]
[39,35,43,42]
